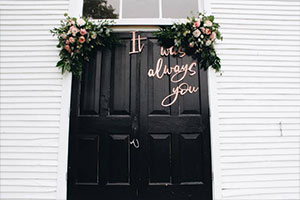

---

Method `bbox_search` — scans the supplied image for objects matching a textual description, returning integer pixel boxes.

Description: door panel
[76,135,99,184]
[148,134,172,183]
[147,39,170,115]
[68,32,212,200]
[68,34,138,200]
[138,35,211,200]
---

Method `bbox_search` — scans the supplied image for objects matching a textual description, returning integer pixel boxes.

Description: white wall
[210,0,300,199]
[0,0,299,200]
[0,1,70,199]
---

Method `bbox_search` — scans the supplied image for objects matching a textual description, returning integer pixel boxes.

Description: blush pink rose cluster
[63,24,89,54]
[54,15,105,57]
[155,12,222,71]
[51,14,114,77]
[192,19,217,48]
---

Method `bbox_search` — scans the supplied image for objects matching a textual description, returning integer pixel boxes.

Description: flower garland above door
[51,13,222,78]
[155,13,223,72]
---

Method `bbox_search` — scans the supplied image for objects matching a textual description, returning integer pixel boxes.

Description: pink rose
[193,29,201,38]
[70,26,79,36]
[205,28,211,35]
[189,42,195,48]
[65,40,70,45]
[201,27,206,33]
[60,33,67,39]
[79,36,85,43]
[204,20,212,27]
[193,21,200,28]
[64,45,71,53]
[69,37,75,43]
[80,29,87,35]
[210,32,216,40]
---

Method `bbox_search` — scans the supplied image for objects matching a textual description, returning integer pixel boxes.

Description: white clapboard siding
[211,0,300,199]
[0,0,69,199]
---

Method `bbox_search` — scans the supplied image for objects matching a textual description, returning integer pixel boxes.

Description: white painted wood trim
[56,0,83,199]
[158,0,162,19]
[204,1,222,200]
[69,0,84,18]
[111,18,187,25]
[119,0,123,19]
[57,73,72,200]
[208,69,223,200]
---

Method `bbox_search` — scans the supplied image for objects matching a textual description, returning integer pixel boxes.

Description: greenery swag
[51,14,116,77]
[52,13,222,77]
[155,13,222,71]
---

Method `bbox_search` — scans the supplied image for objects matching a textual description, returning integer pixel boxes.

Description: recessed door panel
[80,51,101,115]
[179,133,203,183]
[147,39,170,115]
[149,134,171,184]
[108,134,130,184]
[110,40,131,115]
[76,135,99,184]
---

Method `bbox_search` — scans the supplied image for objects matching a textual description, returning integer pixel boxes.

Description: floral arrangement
[51,14,116,77]
[155,13,222,71]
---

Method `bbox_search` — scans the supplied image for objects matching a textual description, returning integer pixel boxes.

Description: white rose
[200,34,204,39]
[206,40,212,46]
[193,29,201,38]
[91,32,97,39]
[77,18,86,26]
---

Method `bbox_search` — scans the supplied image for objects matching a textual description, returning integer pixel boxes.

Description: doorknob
[130,139,140,149]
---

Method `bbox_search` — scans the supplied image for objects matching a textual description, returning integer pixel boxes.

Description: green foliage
[83,0,118,19]
[155,13,223,72]
[51,14,117,78]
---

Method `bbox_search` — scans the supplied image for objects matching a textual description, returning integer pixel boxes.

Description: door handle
[130,138,140,149]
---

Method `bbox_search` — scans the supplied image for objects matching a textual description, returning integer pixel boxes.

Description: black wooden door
[67,32,212,200]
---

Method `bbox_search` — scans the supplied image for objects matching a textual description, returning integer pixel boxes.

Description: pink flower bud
[205,28,211,35]
[79,36,85,44]
[69,37,75,43]
[64,45,71,53]
[80,29,87,35]
[193,21,200,28]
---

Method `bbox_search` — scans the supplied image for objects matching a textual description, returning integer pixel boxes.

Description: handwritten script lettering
[161,83,199,107]
[147,47,200,107]
[129,31,147,54]
[160,46,186,58]
[148,58,197,83]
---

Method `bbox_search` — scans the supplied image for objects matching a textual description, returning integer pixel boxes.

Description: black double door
[68,32,212,200]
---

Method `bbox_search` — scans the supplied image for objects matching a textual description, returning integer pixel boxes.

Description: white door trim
[56,1,83,199]
[204,0,222,199]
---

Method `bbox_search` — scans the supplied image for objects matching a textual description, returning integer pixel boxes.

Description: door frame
[56,0,222,199]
